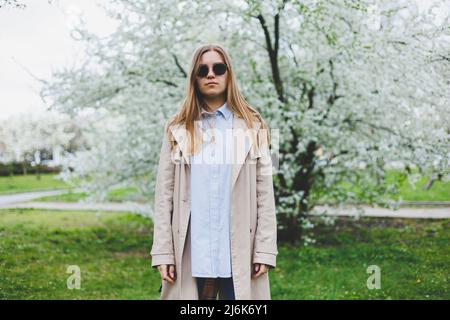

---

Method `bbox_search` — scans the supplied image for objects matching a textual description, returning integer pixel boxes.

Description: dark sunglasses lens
[213,63,227,75]
[197,65,209,77]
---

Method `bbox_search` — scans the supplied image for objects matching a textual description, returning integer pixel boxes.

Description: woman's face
[196,50,228,100]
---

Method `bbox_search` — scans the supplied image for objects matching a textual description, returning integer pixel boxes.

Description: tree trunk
[22,161,27,175]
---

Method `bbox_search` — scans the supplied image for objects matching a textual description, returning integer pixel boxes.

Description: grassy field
[0,174,145,203]
[272,217,449,299]
[0,208,448,299]
[0,209,157,299]
[2,171,448,203]
[32,187,147,203]
[385,171,450,202]
[0,174,70,194]
[315,170,450,204]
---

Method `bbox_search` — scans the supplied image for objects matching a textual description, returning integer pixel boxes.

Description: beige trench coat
[150,114,278,300]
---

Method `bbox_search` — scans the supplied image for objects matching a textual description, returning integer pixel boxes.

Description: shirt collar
[201,102,232,120]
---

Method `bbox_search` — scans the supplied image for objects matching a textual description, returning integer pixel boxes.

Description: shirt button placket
[212,161,218,273]
[213,115,220,275]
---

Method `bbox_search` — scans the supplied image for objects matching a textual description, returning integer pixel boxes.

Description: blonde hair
[166,43,270,155]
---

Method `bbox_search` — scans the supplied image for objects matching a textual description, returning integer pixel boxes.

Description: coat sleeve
[252,126,279,268]
[150,120,176,268]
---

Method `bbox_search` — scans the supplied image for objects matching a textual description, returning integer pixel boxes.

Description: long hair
[167,43,270,155]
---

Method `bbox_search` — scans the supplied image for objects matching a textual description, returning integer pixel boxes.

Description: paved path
[0,190,448,219]
[0,189,72,205]
[313,205,450,219]
[0,201,152,214]
[397,201,450,207]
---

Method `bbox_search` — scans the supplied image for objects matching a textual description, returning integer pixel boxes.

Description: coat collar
[200,101,233,120]
[169,116,261,191]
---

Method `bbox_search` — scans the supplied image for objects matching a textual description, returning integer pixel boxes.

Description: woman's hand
[252,263,270,279]
[157,264,176,284]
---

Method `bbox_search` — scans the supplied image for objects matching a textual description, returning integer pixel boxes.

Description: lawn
[272,217,449,299]
[385,170,450,202]
[0,209,448,299]
[32,187,146,203]
[0,174,146,203]
[0,209,157,299]
[0,173,70,194]
[314,169,450,204]
[2,171,449,203]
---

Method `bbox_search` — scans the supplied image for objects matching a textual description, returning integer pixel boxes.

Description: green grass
[315,169,450,204]
[2,170,449,204]
[0,174,70,194]
[0,209,448,299]
[272,217,449,299]
[33,192,89,202]
[31,187,146,203]
[3,171,449,203]
[385,170,450,202]
[0,174,143,203]
[0,209,158,299]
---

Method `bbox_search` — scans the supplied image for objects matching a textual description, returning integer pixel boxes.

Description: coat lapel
[230,117,261,191]
[169,123,192,167]
[169,116,261,191]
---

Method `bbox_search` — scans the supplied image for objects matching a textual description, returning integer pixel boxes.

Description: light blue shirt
[189,101,234,278]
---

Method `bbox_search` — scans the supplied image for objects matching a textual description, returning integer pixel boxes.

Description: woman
[150,43,278,300]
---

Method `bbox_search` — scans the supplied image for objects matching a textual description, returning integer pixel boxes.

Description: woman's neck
[203,97,226,112]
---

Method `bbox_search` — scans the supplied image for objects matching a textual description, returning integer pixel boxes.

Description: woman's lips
[206,83,218,86]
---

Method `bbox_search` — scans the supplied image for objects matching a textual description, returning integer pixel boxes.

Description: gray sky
[0,0,117,120]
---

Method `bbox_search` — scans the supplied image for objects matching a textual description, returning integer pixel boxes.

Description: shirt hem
[191,273,233,278]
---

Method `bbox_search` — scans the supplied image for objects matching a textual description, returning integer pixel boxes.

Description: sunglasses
[197,63,228,78]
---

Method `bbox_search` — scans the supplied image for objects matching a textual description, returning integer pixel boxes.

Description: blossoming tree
[42,0,450,243]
